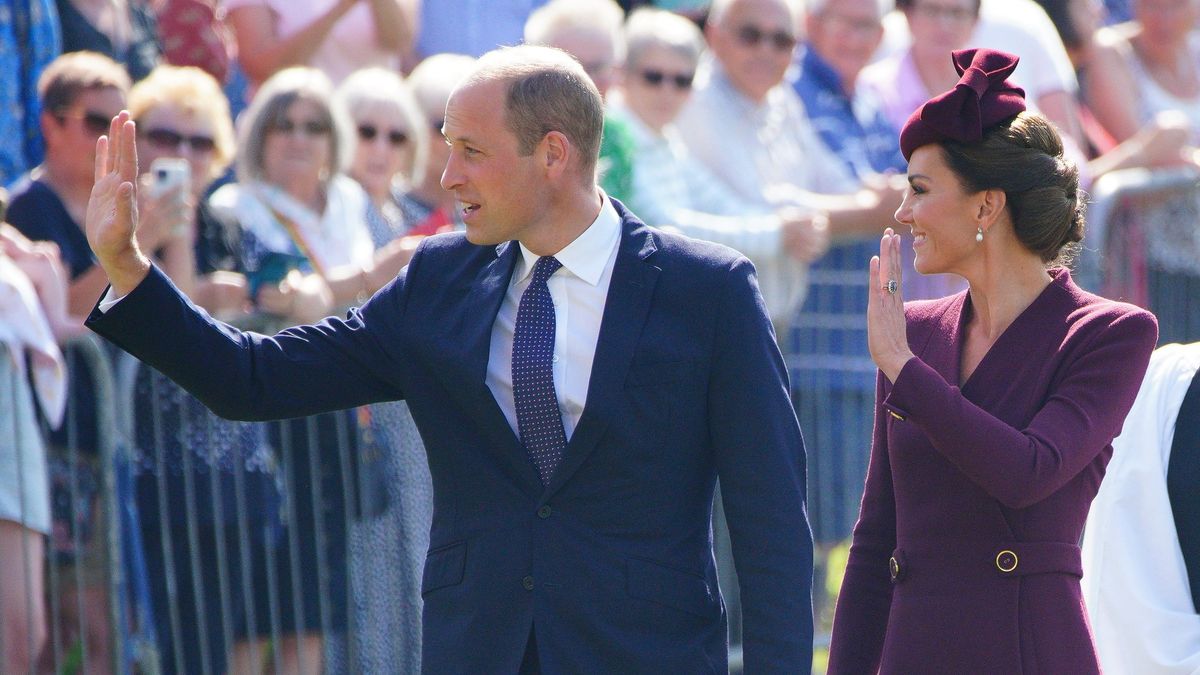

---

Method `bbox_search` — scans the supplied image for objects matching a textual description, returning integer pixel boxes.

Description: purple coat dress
[828,269,1158,674]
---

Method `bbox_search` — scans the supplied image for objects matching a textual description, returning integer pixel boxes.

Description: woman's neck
[277,176,325,213]
[964,255,1054,342]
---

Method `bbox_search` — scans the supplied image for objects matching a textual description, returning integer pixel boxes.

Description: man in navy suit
[84,45,814,673]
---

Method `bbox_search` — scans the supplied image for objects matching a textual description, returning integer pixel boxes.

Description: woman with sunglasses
[124,64,286,675]
[206,66,389,674]
[329,66,432,673]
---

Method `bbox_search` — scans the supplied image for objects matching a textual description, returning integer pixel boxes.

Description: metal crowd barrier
[3,321,432,674]
[1079,166,1200,345]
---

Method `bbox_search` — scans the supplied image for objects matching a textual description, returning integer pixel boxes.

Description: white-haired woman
[330,66,432,673]
[207,65,389,675]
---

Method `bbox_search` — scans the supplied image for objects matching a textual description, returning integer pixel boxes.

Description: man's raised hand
[85,111,152,297]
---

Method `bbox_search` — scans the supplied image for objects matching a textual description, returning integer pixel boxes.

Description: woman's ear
[976,188,1007,232]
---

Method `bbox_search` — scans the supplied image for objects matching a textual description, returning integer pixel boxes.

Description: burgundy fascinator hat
[899,48,1026,161]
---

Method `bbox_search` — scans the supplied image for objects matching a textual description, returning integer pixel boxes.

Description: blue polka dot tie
[513,256,567,485]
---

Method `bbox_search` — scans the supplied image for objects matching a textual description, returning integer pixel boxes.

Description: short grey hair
[524,0,627,61]
[406,53,478,122]
[335,67,429,186]
[236,67,354,184]
[804,0,893,19]
[624,8,705,71]
[464,45,604,186]
[708,0,803,26]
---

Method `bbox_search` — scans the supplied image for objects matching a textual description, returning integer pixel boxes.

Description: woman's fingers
[869,254,880,302]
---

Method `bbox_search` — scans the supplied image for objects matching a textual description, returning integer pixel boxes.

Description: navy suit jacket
[88,201,814,673]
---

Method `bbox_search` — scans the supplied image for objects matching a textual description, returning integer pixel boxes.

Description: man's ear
[540,130,571,180]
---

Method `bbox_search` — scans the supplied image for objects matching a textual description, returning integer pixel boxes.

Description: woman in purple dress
[828,48,1159,673]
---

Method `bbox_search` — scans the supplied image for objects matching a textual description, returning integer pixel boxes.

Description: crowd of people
[1,0,1199,673]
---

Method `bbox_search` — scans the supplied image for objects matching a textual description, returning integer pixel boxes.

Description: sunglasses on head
[357,124,408,146]
[143,127,217,153]
[56,109,111,135]
[734,25,798,51]
[639,68,694,90]
[270,117,332,136]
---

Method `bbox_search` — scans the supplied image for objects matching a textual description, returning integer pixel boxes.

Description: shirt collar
[512,192,621,287]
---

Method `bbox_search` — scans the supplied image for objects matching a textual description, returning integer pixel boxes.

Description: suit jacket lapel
[542,218,660,501]
[450,242,544,492]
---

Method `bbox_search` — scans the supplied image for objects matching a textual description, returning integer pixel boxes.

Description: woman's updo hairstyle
[941,111,1085,266]
[899,48,1084,266]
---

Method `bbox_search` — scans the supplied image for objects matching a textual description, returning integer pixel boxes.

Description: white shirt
[1081,342,1200,674]
[674,56,857,323]
[485,195,621,441]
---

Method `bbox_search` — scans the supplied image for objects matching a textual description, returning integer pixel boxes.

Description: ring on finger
[884,279,898,295]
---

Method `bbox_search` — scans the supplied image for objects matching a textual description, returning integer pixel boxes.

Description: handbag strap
[263,203,328,279]
[1167,365,1200,613]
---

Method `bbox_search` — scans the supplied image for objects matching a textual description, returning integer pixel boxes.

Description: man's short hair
[524,0,627,59]
[466,45,605,186]
[805,0,894,18]
[38,51,131,114]
[624,8,706,70]
[407,53,478,122]
[708,0,803,27]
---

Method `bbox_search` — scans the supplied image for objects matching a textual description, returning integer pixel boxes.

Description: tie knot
[531,256,562,285]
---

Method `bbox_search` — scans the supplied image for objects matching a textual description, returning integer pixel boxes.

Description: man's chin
[464,227,501,247]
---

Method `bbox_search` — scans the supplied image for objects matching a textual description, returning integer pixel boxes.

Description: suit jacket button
[537,505,552,519]
[522,575,535,591]
[996,550,1019,573]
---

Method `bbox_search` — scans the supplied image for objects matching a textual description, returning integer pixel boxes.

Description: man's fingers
[116,181,136,233]
[95,134,110,183]
[119,116,138,183]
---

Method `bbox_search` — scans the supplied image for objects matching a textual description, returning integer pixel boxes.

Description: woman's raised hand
[85,111,152,297]
[867,227,914,383]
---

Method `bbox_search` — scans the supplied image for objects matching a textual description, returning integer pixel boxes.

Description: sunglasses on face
[270,117,332,136]
[143,127,217,153]
[357,124,409,146]
[56,109,112,135]
[639,68,695,90]
[734,24,798,51]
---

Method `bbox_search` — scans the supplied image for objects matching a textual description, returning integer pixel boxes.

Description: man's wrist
[105,251,153,298]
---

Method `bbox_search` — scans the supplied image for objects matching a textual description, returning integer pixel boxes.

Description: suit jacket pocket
[626,557,717,619]
[422,540,466,596]
[625,359,700,388]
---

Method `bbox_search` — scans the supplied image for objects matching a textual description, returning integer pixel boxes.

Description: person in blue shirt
[0,0,60,187]
[787,0,908,552]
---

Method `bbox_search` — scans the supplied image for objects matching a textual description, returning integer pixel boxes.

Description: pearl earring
[976,227,984,243]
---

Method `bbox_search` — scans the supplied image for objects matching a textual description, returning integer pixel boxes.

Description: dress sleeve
[827,371,897,674]
[882,307,1158,509]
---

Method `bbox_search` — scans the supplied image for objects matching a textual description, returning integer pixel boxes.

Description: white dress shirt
[486,195,621,442]
[674,56,857,322]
